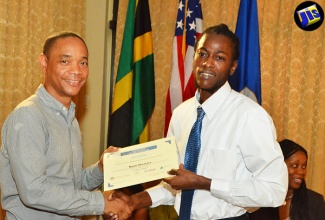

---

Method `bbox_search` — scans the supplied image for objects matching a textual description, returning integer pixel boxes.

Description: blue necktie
[179,106,205,220]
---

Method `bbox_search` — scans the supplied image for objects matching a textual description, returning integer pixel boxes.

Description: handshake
[102,189,149,220]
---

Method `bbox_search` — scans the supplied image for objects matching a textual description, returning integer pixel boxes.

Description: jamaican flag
[108,0,155,149]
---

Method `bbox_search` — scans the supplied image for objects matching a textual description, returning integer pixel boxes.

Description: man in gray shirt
[0,32,131,220]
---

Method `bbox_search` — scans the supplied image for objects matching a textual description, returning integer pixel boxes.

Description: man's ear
[39,53,48,73]
[230,60,238,76]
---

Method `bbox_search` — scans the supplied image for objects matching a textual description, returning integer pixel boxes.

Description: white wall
[83,0,113,169]
[81,1,113,219]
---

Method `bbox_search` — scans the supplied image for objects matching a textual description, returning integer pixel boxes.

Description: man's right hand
[103,189,152,220]
[102,191,133,220]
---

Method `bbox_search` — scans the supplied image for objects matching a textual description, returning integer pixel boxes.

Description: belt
[218,213,249,220]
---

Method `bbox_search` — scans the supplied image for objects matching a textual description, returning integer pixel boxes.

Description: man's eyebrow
[214,50,228,55]
[60,54,88,60]
[198,48,229,56]
[61,54,72,58]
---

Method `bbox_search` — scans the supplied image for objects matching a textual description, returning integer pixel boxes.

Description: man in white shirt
[108,23,288,220]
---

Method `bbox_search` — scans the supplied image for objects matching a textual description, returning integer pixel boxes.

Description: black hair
[194,23,240,61]
[42,32,87,58]
[280,139,308,160]
[279,139,309,220]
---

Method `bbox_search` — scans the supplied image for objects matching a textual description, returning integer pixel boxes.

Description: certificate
[104,136,179,191]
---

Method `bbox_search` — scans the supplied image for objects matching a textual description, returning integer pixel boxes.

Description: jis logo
[297,4,321,27]
[294,1,324,31]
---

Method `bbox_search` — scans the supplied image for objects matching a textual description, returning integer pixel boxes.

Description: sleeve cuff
[210,178,231,200]
[146,181,176,207]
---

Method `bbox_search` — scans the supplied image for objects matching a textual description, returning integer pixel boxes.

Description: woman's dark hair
[194,23,240,61]
[279,139,309,220]
[43,32,87,58]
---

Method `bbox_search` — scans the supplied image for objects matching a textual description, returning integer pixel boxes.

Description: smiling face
[193,33,238,102]
[39,36,88,107]
[285,150,308,190]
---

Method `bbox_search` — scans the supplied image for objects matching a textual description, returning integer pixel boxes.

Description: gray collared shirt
[0,85,104,219]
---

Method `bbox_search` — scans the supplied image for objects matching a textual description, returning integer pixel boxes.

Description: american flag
[164,0,203,135]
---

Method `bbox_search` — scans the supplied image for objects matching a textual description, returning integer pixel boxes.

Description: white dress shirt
[147,82,288,219]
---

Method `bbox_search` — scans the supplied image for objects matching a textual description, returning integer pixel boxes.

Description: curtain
[0,0,86,131]
[114,0,325,196]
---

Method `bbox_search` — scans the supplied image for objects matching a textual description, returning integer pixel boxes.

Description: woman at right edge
[249,139,325,220]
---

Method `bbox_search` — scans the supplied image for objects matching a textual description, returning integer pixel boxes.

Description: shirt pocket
[201,147,237,181]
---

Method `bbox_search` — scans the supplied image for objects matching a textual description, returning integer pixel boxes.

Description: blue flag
[229,0,261,104]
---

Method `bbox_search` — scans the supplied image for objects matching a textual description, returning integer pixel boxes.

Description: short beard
[194,80,225,94]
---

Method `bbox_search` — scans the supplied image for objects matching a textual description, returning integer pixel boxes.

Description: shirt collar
[36,84,76,123]
[195,81,232,121]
